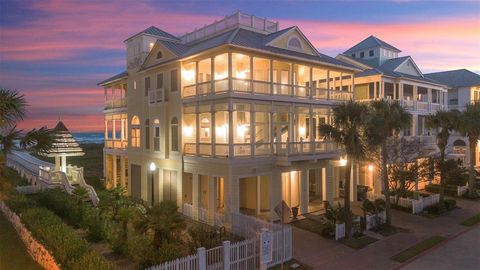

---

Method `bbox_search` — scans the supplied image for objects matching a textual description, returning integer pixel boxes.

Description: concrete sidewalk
[292,197,480,270]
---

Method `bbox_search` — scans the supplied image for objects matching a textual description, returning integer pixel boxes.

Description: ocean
[72,133,104,144]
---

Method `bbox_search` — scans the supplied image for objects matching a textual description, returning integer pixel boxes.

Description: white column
[55,156,61,171]
[192,174,200,220]
[270,169,282,221]
[256,177,261,215]
[120,119,125,141]
[207,176,216,224]
[61,154,67,173]
[112,155,117,188]
[112,119,116,140]
[325,164,334,204]
[299,169,309,214]
[120,155,126,188]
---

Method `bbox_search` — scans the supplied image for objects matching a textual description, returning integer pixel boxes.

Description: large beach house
[99,12,456,225]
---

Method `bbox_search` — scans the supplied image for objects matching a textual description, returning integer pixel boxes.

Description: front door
[163,170,177,203]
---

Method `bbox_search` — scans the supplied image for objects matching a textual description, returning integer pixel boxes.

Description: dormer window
[360,52,365,58]
[351,53,356,58]
[156,51,163,59]
[287,37,302,50]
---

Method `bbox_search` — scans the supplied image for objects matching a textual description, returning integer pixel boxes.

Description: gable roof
[125,26,180,42]
[140,27,360,72]
[344,35,401,54]
[424,69,480,88]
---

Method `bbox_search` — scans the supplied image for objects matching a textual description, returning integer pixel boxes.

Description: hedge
[21,207,116,270]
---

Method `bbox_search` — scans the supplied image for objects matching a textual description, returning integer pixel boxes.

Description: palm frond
[20,127,54,154]
[0,88,28,128]
[0,126,21,154]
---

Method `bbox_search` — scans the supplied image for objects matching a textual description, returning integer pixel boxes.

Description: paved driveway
[292,198,480,270]
[401,225,480,270]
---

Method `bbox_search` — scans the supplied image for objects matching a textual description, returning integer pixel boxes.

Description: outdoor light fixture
[340,157,347,166]
[368,165,374,172]
[149,162,156,206]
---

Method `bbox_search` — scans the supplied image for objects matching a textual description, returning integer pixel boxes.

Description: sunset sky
[1,0,479,132]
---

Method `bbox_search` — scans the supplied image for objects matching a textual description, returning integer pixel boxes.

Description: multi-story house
[99,12,362,224]
[424,69,480,167]
[336,36,449,194]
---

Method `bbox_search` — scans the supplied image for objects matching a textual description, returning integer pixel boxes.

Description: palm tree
[319,101,369,239]
[135,201,185,249]
[0,87,53,155]
[364,100,412,226]
[426,110,459,203]
[456,102,480,197]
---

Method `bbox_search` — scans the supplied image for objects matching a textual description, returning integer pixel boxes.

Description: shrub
[21,207,89,266]
[374,199,386,212]
[5,193,36,213]
[36,189,85,226]
[67,250,116,270]
[423,199,456,215]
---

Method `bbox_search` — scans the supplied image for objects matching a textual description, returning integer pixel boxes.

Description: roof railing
[180,11,279,44]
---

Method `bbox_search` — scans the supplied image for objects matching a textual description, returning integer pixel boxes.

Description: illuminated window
[131,116,140,148]
[232,53,250,79]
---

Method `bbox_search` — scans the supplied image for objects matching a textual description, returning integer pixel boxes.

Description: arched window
[288,37,302,50]
[131,116,141,148]
[153,119,160,151]
[156,51,163,59]
[171,117,179,152]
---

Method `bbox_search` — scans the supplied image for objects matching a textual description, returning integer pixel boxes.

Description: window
[351,53,356,58]
[232,53,250,80]
[156,51,163,59]
[360,52,365,58]
[170,70,178,92]
[153,119,160,151]
[214,53,229,80]
[131,116,140,148]
[145,119,150,150]
[287,37,302,49]
[369,50,374,57]
[145,77,151,96]
[171,117,179,151]
[156,73,163,89]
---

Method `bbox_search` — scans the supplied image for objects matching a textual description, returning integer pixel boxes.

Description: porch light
[216,124,227,138]
[183,69,195,81]
[183,126,194,137]
[368,164,374,172]
[149,42,154,49]
[149,162,156,172]
[298,126,306,137]
[340,157,347,167]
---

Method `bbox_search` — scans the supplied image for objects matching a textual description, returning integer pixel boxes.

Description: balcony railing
[183,78,353,102]
[105,99,126,110]
[183,140,340,158]
[105,139,128,149]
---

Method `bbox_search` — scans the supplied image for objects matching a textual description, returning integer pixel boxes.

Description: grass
[0,212,42,270]
[391,236,446,263]
[340,235,378,249]
[291,218,326,236]
[460,213,480,227]
[268,259,313,270]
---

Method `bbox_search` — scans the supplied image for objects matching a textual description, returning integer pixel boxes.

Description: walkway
[401,225,480,270]
[292,197,480,270]
[0,212,42,270]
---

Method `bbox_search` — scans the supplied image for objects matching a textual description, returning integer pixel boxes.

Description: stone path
[292,197,480,270]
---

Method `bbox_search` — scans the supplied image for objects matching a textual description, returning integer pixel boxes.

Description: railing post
[198,247,206,270]
[223,241,231,270]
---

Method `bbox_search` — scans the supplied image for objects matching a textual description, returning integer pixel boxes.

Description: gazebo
[40,121,84,172]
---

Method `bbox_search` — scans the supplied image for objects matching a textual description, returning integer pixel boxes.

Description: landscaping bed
[340,234,378,249]
[391,236,446,263]
[460,213,480,227]
[421,199,457,218]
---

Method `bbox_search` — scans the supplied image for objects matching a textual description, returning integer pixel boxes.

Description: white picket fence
[457,184,468,197]
[165,207,292,270]
[367,192,440,214]
[365,211,386,230]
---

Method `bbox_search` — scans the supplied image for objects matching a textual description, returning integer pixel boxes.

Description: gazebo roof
[41,121,85,157]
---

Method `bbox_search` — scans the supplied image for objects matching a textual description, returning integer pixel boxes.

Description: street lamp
[149,162,156,206]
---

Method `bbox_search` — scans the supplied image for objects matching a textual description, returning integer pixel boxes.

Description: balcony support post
[196,106,200,156]
[250,107,254,157]
[112,119,116,140]
[211,105,216,157]
[327,71,330,100]
[210,57,215,93]
[228,102,234,158]
[269,59,273,95]
[309,67,313,99]
[192,173,200,220]
[300,169,309,214]
[309,106,314,153]
[228,52,232,91]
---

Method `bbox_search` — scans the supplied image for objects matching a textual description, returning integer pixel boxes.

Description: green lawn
[460,213,480,227]
[391,236,446,263]
[0,212,42,270]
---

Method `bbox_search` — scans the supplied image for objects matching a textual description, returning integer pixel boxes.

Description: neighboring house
[424,69,480,167]
[336,35,449,194]
[99,12,362,224]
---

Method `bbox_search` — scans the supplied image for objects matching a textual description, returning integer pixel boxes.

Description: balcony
[105,139,128,149]
[183,140,341,160]
[105,99,126,110]
[183,78,352,102]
